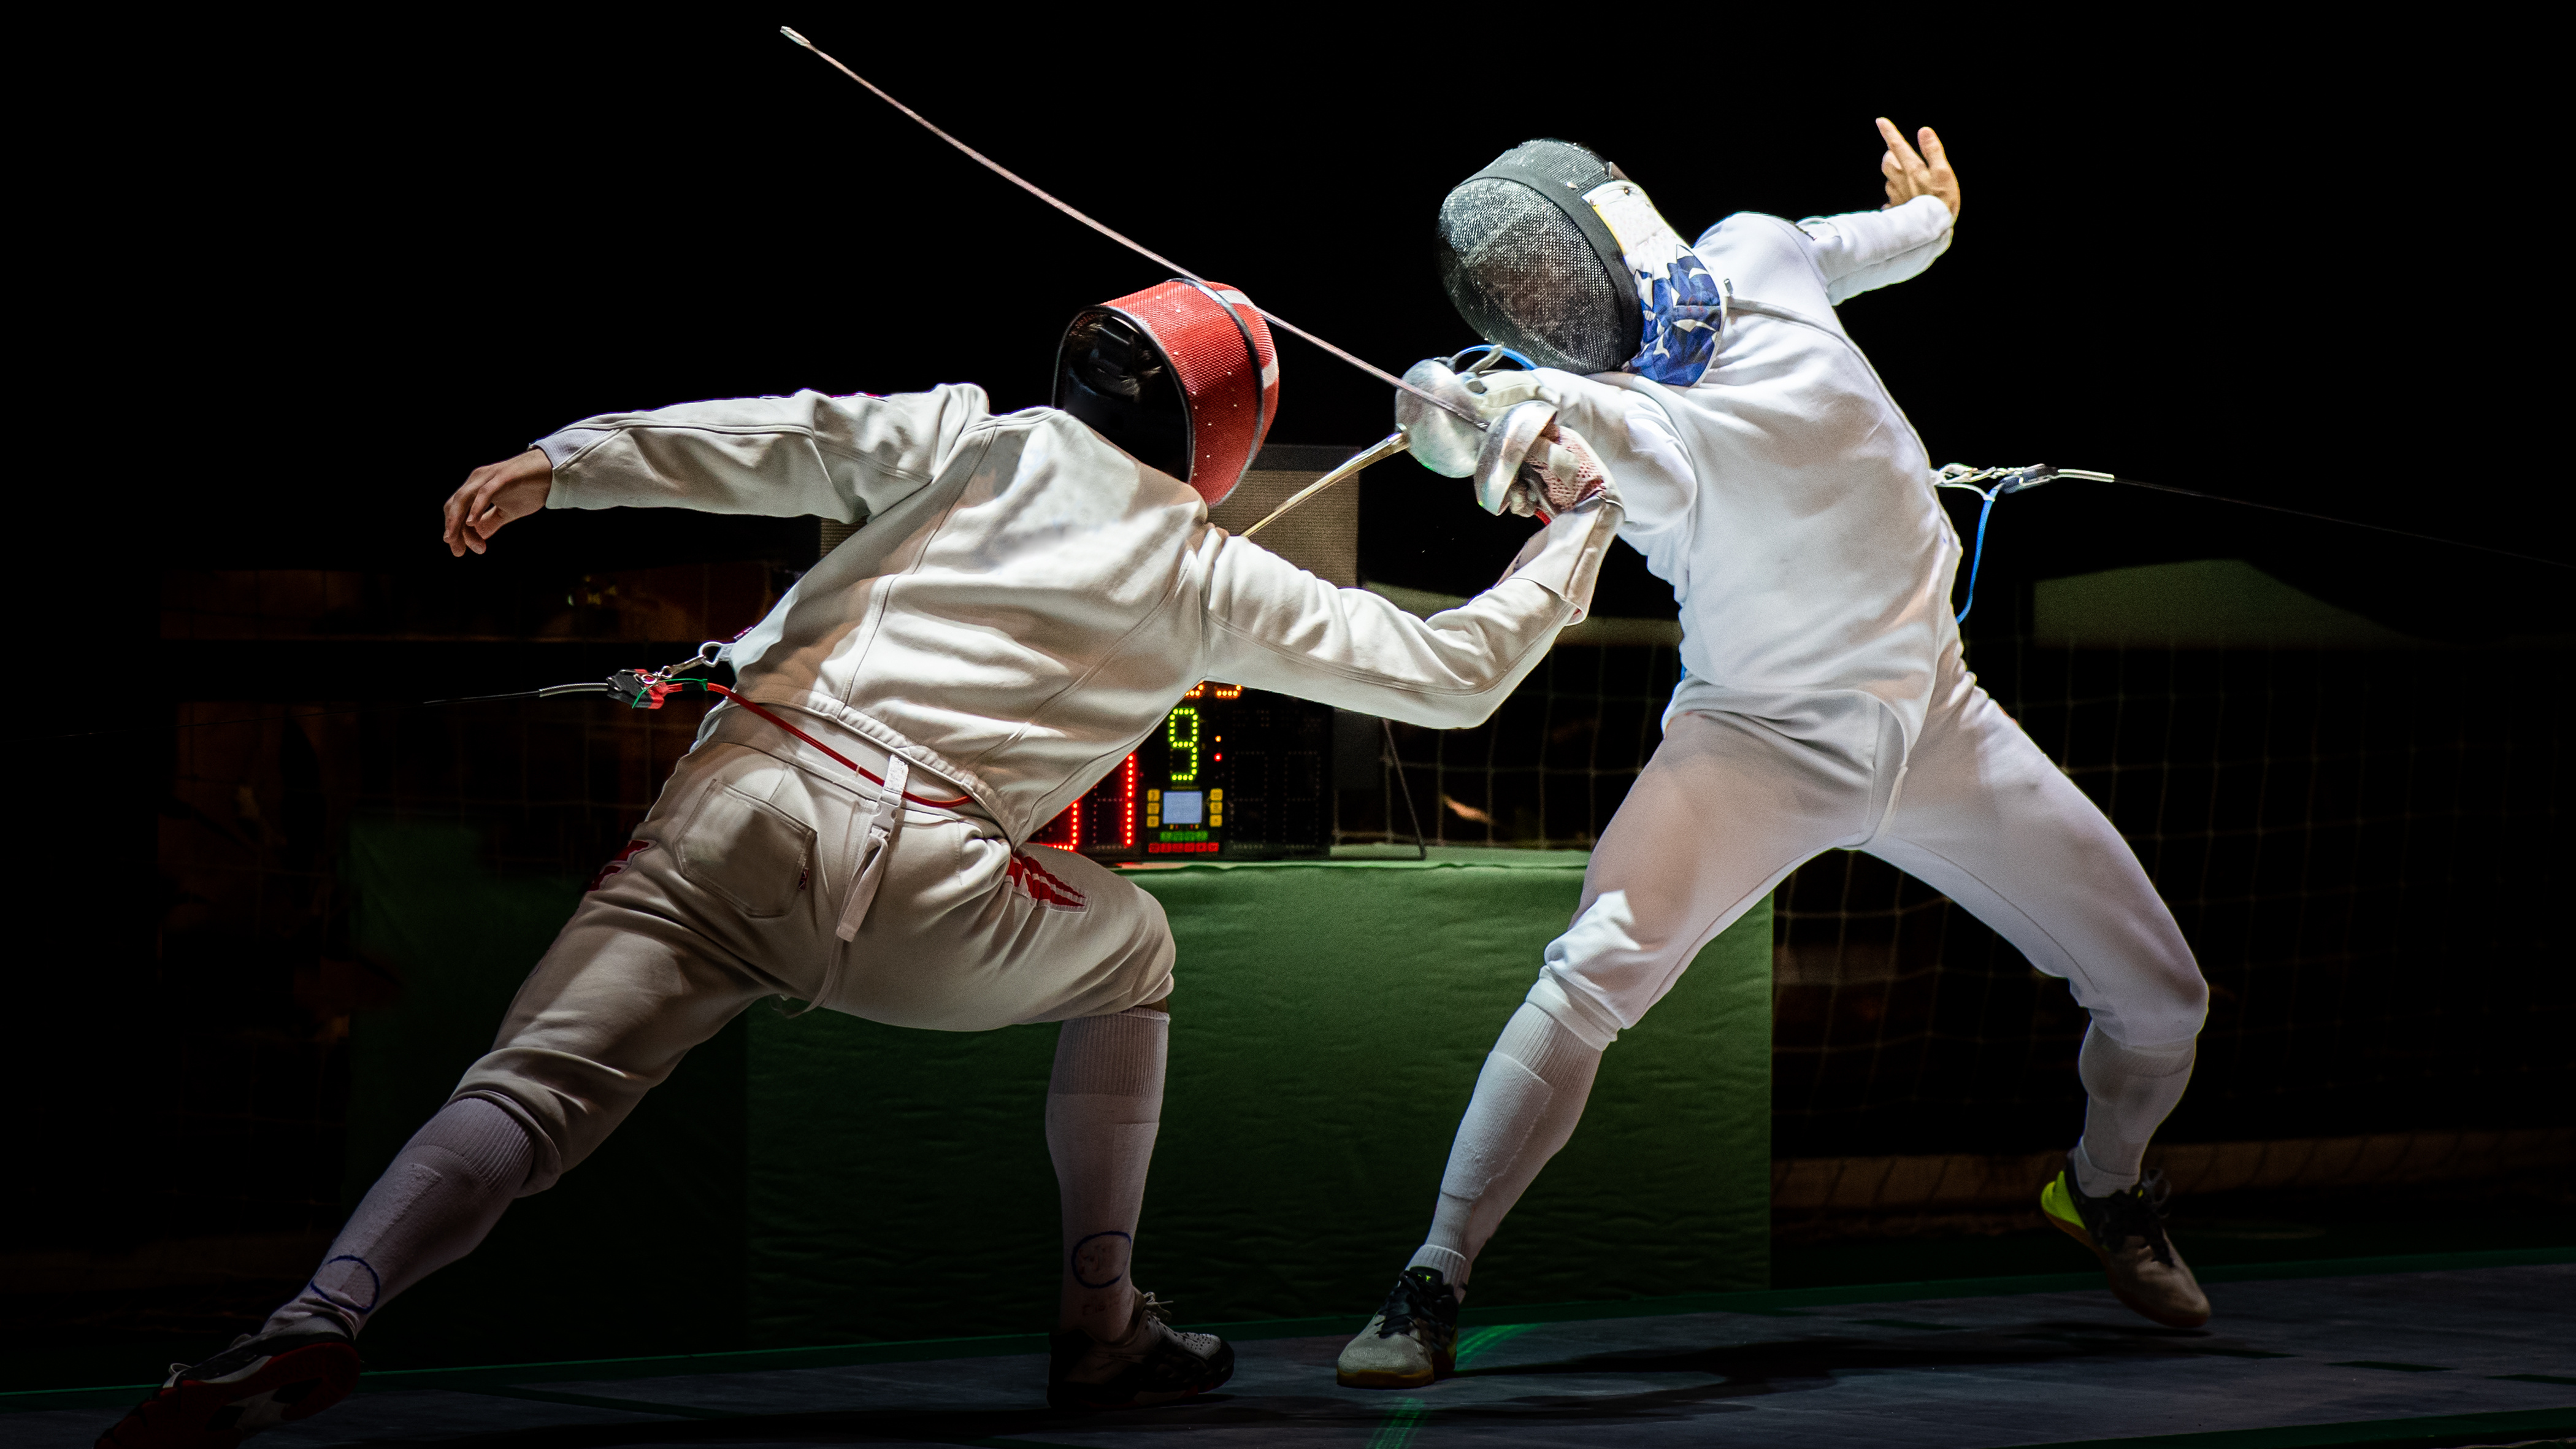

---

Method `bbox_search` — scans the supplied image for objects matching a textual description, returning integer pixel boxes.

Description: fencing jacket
[537,390,1620,843]
[1534,193,1959,746]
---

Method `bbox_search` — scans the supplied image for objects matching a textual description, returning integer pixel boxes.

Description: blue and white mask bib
[1584,180,1727,386]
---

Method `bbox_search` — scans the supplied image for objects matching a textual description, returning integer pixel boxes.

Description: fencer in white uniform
[104,281,1623,1449]
[1340,126,2212,1390]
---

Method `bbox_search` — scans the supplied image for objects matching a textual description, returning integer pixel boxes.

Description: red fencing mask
[1052,279,1278,508]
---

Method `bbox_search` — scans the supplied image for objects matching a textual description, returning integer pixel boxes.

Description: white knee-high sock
[1046,1005,1168,1340]
[264,1096,537,1337]
[1408,1001,1609,1294]
[2073,1027,2197,1196]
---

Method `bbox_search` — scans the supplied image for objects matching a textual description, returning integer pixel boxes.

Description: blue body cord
[1454,342,1539,372]
[1956,490,1998,623]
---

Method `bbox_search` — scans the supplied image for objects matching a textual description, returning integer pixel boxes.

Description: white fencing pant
[452,723,1175,1190]
[1532,641,2207,1153]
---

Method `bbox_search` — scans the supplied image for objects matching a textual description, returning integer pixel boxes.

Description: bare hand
[442,448,553,556]
[1877,118,1960,222]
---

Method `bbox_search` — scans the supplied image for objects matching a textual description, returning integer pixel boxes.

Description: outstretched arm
[1795,118,1962,305]
[439,385,991,556]
[1195,491,1623,729]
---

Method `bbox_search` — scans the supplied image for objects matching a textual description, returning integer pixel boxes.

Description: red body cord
[702,684,973,807]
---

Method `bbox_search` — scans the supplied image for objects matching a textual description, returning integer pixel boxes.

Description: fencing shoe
[2042,1154,2212,1328]
[1336,1266,1461,1389]
[1046,1293,1234,1410]
[97,1318,358,1448]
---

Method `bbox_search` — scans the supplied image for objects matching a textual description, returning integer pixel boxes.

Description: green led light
[1167,705,1201,783]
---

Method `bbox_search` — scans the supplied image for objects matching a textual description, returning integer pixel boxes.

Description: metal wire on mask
[776,27,1482,436]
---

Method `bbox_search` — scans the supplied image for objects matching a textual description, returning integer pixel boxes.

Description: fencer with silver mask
[1339,123,2214,1392]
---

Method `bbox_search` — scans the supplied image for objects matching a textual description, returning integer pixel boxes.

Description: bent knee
[448,1048,634,1193]
[1538,890,1713,1034]
[2095,955,2208,1048]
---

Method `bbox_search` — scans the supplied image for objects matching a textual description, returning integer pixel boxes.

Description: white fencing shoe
[1336,1267,1461,1389]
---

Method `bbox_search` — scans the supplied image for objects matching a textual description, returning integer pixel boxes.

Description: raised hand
[1877,117,1960,223]
[442,448,554,556]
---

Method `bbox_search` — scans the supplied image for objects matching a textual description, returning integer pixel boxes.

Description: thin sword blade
[776,28,1483,431]
[1241,431,1411,539]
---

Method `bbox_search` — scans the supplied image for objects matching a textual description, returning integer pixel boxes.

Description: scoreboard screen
[1028,682,1333,861]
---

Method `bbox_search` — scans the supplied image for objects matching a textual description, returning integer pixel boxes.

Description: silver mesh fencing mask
[1435,139,1727,386]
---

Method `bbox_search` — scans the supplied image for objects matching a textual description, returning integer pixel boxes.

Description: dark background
[13,13,2564,1300]
[71,15,2572,585]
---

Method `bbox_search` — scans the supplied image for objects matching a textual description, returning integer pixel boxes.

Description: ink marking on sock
[1071,1231,1132,1289]
[313,1256,382,1315]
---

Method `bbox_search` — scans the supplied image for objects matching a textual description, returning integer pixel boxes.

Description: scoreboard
[1028,682,1333,861]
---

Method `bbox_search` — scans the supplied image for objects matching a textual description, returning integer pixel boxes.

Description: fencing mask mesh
[1436,139,1727,386]
[1436,140,1638,375]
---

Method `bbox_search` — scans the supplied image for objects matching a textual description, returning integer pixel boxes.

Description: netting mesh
[151,565,767,1237]
[1341,631,2574,1161]
[1436,142,1636,374]
[152,566,2572,1231]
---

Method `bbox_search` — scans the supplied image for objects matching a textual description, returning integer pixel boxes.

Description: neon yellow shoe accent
[2041,1170,2085,1229]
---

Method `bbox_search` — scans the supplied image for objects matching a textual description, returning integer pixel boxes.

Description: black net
[148,564,2574,1235]
[150,565,769,1242]
[1343,631,2575,1169]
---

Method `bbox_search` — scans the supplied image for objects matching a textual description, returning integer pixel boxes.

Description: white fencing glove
[1495,421,1614,519]
[1473,396,1619,518]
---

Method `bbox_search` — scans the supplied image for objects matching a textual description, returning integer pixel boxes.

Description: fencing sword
[1236,431,1411,537]
[776,26,1470,534]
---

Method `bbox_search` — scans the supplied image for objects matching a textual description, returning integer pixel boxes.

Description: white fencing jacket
[1536,194,1958,746]
[538,391,1620,842]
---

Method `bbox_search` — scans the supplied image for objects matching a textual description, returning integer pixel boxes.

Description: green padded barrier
[340,824,1768,1366]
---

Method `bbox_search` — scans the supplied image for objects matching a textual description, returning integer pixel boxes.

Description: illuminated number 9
[1167,707,1200,784]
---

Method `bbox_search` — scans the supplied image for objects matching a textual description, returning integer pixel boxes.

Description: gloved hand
[1396,356,1557,479]
[1497,421,1614,518]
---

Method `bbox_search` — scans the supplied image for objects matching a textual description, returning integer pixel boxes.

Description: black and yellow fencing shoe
[2042,1153,2212,1328]
[1336,1266,1462,1389]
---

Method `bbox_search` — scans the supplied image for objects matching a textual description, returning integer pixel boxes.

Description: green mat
[341,823,1769,1367]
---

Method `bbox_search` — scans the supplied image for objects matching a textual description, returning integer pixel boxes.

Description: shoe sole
[99,1341,359,1449]
[2041,1183,2211,1330]
[1336,1367,1432,1389]
[1048,1343,1236,1411]
[1336,1345,1454,1391]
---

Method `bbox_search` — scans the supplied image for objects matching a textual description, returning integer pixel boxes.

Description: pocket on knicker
[674,782,817,918]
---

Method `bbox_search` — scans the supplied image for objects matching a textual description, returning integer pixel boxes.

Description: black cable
[2086,473,2570,571]
[74,467,2563,751]
[1382,717,1428,861]
[21,687,599,745]
[30,701,421,744]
